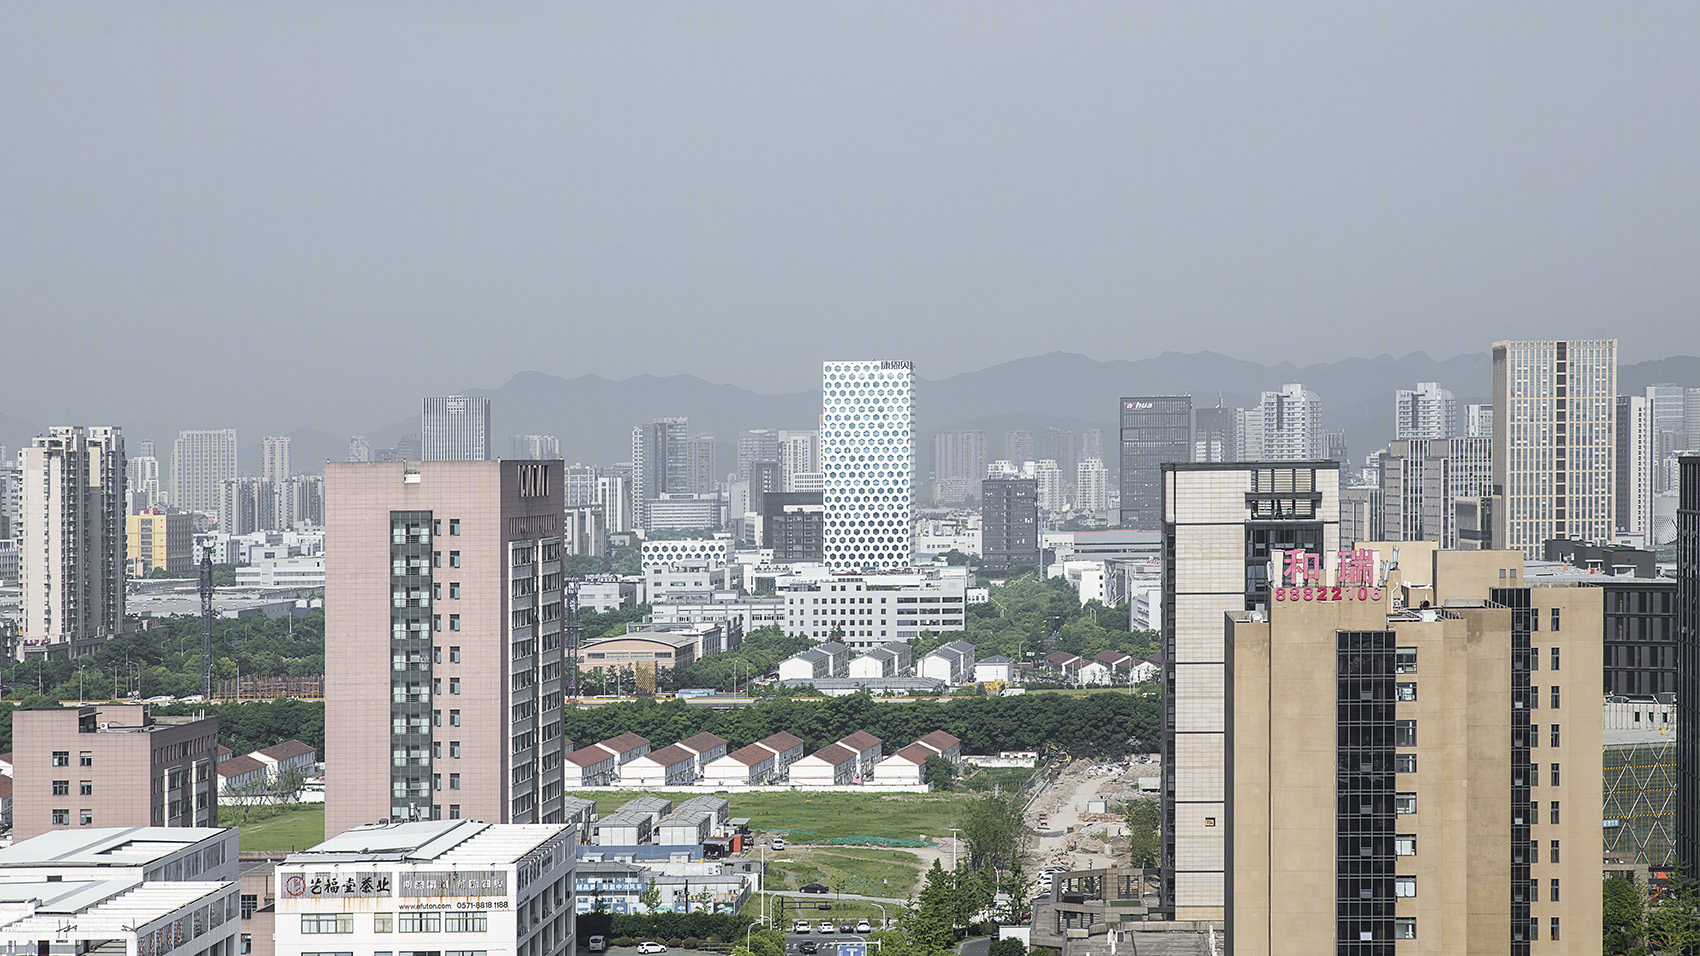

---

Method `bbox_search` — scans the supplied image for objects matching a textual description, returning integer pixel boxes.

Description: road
[956,939,991,956]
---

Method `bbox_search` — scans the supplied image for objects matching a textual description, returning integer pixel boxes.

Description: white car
[856,920,871,933]
[636,945,667,955]
[794,920,810,934]
[773,837,786,850]
[818,920,836,934]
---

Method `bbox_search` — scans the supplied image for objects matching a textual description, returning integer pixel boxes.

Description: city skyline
[11,347,1700,478]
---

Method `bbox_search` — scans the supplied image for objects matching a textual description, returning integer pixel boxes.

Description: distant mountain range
[5,351,1699,475]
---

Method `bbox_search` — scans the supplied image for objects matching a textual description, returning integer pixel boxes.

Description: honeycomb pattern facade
[821,360,915,572]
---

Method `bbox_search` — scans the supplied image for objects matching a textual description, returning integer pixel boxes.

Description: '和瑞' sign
[1272,547,1386,602]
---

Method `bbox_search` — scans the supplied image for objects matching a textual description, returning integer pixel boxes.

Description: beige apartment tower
[10,705,219,840]
[1491,339,1616,557]
[1160,461,1340,921]
[1226,548,1601,956]
[325,460,569,837]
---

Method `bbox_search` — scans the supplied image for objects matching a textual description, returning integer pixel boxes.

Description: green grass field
[958,765,1036,795]
[565,789,968,844]
[767,847,922,897]
[223,803,326,852]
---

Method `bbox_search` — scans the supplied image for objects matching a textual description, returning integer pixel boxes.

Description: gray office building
[981,478,1039,573]
[761,492,824,563]
[421,395,491,461]
[1119,396,1192,529]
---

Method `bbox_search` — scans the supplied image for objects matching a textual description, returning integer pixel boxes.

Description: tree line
[561,688,1159,759]
[1,610,325,704]
[911,576,1159,667]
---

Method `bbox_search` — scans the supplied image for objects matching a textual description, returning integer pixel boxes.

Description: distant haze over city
[6,348,1699,474]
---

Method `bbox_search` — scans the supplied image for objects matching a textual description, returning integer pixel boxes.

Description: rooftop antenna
[199,545,215,698]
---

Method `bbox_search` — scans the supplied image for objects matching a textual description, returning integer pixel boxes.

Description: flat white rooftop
[0,880,231,936]
[284,820,572,865]
[0,827,233,869]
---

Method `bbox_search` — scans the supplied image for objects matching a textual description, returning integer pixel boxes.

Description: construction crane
[198,545,214,699]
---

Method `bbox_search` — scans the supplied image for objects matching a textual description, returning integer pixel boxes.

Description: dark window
[1395,720,1416,747]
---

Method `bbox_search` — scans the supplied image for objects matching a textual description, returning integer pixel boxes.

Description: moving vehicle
[793,920,810,934]
[855,920,871,933]
[636,945,667,955]
[800,882,830,894]
[772,837,786,850]
[799,943,819,954]
[586,937,606,954]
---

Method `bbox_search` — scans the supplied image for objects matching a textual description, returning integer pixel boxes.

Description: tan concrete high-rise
[1226,548,1601,956]
[11,705,218,840]
[1491,339,1616,557]
[20,426,127,658]
[1160,461,1340,921]
[325,460,569,836]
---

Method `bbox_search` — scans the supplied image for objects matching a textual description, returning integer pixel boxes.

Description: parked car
[793,920,810,934]
[855,920,872,933]
[839,922,854,934]
[772,837,786,850]
[636,945,668,955]
[800,882,830,894]
[817,920,836,934]
[586,937,606,954]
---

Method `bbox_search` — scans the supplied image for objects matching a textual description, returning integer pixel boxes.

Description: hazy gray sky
[4,2,1696,422]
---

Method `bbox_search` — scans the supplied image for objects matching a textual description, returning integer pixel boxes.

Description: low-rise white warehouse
[703,744,776,787]
[788,743,859,786]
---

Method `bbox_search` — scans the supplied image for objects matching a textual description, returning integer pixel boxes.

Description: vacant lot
[565,789,965,844]
[959,765,1035,795]
[767,846,922,897]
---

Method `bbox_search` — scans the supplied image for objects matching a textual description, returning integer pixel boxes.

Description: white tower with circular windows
[821,360,916,572]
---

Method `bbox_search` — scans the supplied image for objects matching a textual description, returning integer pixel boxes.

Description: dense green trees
[1647,868,1700,956]
[580,605,654,641]
[559,688,1158,758]
[0,696,324,760]
[1125,798,1161,867]
[923,755,956,791]
[917,577,1158,668]
[1603,874,1647,955]
[655,627,813,693]
[1,611,324,704]
[901,860,996,954]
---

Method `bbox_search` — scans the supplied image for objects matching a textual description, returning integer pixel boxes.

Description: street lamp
[745,917,766,950]
[947,827,962,870]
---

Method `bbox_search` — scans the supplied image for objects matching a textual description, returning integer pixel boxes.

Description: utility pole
[199,545,214,698]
